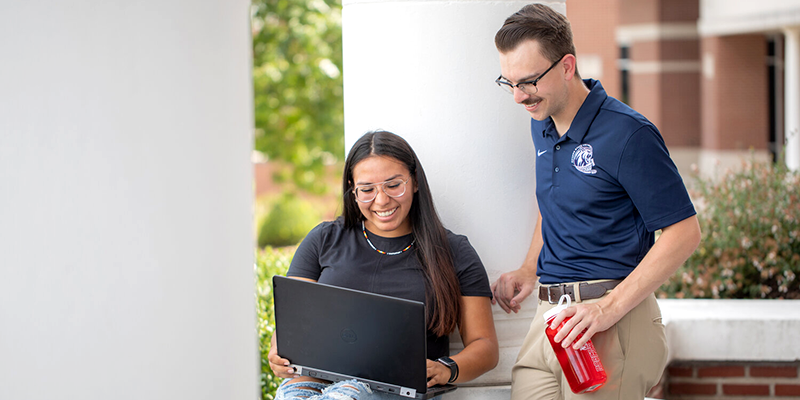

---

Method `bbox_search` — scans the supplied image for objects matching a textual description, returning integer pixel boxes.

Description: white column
[343,1,565,396]
[0,2,257,399]
[785,27,800,171]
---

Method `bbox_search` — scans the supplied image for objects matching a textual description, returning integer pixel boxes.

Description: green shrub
[657,158,800,299]
[258,193,321,248]
[256,246,294,399]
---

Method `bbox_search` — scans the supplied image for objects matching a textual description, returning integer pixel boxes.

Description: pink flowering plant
[657,158,800,299]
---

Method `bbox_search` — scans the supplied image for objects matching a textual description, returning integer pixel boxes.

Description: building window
[618,45,630,105]
[767,34,784,163]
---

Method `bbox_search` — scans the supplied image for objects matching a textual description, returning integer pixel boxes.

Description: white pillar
[343,1,565,396]
[0,2,257,399]
[785,27,800,171]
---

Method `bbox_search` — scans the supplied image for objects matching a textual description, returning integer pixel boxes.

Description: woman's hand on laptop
[425,359,451,387]
[268,335,299,379]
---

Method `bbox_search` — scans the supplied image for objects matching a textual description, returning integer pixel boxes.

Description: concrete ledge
[448,385,510,399]
[658,299,800,362]
[450,384,658,399]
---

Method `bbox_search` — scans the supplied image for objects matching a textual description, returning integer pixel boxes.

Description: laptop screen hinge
[399,387,416,398]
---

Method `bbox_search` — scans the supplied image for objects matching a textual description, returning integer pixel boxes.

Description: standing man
[490,4,701,400]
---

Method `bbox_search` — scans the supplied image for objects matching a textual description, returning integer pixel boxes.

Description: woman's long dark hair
[341,131,461,337]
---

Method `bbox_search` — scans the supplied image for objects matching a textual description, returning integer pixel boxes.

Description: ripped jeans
[274,378,443,400]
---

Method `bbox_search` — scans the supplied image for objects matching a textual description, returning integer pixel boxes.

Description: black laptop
[272,275,457,399]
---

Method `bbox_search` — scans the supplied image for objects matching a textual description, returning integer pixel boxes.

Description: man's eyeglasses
[496,57,562,96]
[353,177,411,203]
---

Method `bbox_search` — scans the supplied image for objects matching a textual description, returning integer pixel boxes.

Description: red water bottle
[543,294,607,394]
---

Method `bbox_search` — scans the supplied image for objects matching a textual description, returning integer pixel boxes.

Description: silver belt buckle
[547,284,565,304]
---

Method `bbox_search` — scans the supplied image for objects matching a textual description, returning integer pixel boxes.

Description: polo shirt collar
[540,79,608,141]
[564,79,607,143]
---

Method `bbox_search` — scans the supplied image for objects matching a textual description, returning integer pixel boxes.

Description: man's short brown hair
[495,3,576,65]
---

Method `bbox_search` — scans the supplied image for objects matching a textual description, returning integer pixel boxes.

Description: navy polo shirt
[532,79,696,284]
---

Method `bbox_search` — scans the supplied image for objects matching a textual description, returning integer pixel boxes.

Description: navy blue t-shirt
[531,79,696,284]
[287,219,492,359]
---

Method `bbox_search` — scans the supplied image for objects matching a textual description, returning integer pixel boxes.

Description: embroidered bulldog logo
[571,144,597,174]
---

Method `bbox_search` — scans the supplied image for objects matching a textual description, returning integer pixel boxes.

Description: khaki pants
[511,283,667,400]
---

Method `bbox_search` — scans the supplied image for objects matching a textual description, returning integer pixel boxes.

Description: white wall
[342,0,566,391]
[0,2,257,399]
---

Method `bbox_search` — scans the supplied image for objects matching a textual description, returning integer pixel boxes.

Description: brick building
[567,0,800,176]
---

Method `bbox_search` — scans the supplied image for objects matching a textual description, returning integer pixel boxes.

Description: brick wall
[700,35,770,151]
[567,0,621,98]
[616,0,702,148]
[660,361,800,399]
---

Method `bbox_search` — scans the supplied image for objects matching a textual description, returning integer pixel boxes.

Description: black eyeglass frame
[495,57,563,95]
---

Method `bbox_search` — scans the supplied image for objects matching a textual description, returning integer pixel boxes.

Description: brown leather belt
[538,280,622,304]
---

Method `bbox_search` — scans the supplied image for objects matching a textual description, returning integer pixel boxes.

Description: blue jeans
[274,378,443,400]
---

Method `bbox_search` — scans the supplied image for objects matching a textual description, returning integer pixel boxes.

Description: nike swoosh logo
[537,150,547,156]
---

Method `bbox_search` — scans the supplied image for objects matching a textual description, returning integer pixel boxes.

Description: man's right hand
[491,267,538,313]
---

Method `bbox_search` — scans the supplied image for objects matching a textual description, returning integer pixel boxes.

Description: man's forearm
[601,215,701,318]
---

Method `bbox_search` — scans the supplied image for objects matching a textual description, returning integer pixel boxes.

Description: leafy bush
[657,159,800,299]
[258,193,321,248]
[256,246,294,400]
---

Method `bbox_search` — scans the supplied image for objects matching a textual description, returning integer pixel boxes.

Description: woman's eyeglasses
[353,177,410,203]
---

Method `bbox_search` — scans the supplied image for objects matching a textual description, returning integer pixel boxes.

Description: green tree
[251,0,344,194]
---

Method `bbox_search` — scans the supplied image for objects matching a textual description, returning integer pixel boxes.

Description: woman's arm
[426,296,499,386]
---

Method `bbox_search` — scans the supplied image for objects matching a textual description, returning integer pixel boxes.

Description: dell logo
[340,329,357,344]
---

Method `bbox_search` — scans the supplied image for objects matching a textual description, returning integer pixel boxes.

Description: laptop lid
[272,276,456,399]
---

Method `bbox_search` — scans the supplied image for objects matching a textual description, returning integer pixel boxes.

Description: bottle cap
[543,294,571,322]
